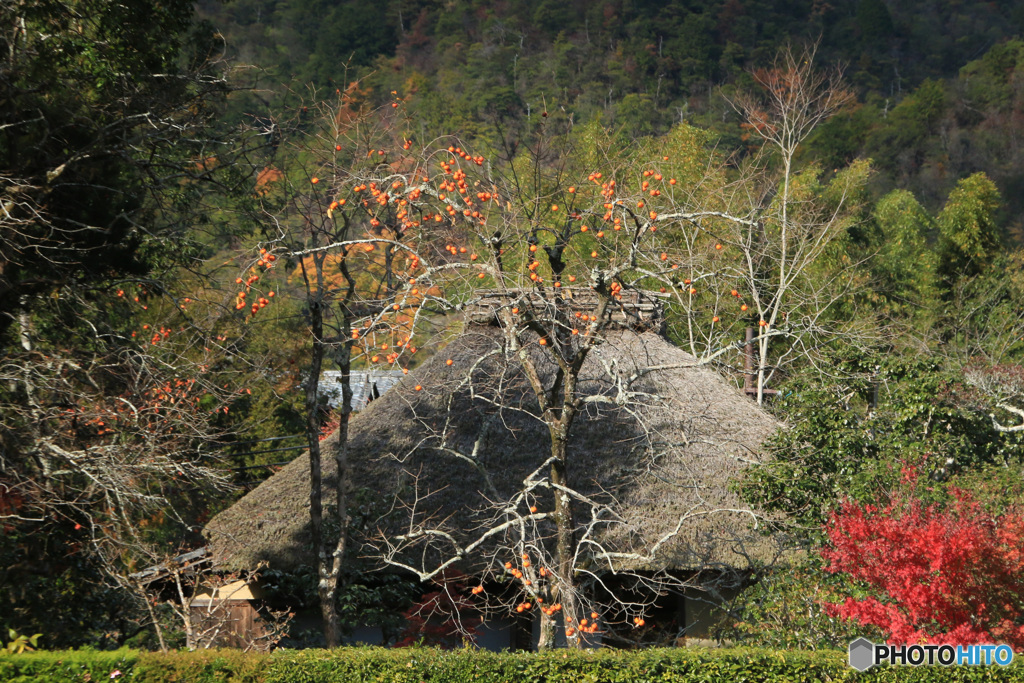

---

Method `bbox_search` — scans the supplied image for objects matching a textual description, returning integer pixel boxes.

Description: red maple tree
[822,488,1024,648]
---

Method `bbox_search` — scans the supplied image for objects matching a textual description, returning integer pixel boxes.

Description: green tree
[716,556,881,650]
[739,357,1024,538]
[867,79,947,176]
[936,172,1002,284]
[0,0,233,333]
[958,39,1024,114]
[929,173,1023,363]
[615,93,658,138]
[0,0,259,649]
[856,0,894,42]
[938,250,1024,365]
[866,189,938,330]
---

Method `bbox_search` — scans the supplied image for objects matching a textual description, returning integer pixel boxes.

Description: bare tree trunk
[549,429,581,649]
[305,299,341,647]
[743,326,755,399]
[18,297,31,351]
[171,571,197,650]
[326,321,354,645]
[537,609,558,649]
[757,328,768,406]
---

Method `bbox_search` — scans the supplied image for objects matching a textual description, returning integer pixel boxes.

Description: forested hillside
[200,0,1024,216]
[3,0,1024,653]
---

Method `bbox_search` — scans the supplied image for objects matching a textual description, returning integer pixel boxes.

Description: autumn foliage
[822,489,1024,648]
[394,574,482,649]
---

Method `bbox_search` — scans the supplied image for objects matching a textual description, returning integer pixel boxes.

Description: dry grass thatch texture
[204,326,782,574]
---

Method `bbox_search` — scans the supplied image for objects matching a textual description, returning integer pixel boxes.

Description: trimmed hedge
[1,646,1022,682]
[0,648,139,683]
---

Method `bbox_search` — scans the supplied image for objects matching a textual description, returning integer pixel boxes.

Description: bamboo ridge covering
[205,319,783,574]
[462,288,665,331]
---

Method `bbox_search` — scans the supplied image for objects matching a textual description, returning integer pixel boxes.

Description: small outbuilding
[188,579,272,650]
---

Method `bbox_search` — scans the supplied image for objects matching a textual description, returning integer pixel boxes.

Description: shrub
[823,490,1024,647]
[1,646,1022,682]
[0,648,139,683]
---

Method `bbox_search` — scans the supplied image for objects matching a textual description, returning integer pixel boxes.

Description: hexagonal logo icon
[849,638,876,671]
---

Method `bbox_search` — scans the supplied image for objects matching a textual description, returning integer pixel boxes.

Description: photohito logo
[848,638,1014,671]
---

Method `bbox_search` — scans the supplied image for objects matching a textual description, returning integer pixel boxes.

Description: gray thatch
[205,322,782,575]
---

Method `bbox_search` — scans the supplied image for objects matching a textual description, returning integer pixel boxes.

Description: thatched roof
[464,288,665,331]
[205,323,782,575]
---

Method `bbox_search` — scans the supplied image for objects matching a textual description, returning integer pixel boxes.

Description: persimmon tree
[321,114,785,649]
[0,267,286,649]
[258,49,863,649]
[822,487,1024,648]
[250,86,441,646]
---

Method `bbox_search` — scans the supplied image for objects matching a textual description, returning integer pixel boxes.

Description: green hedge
[2,646,1022,682]
[0,648,139,683]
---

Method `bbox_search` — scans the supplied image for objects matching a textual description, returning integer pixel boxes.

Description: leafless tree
[1,284,271,648]
[721,44,871,403]
[131,550,292,651]
[0,0,290,647]
[965,364,1024,433]
[168,564,292,652]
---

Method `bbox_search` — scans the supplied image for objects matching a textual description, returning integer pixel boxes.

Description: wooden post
[743,327,755,394]
[868,365,880,416]
[742,327,778,400]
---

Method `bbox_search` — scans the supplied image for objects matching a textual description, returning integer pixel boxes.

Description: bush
[823,489,1024,648]
[0,648,139,683]
[135,649,268,683]
[715,557,885,650]
[2,646,1023,682]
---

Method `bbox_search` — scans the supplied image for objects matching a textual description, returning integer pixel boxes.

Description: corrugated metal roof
[320,370,405,411]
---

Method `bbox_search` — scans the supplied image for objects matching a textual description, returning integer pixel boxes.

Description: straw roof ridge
[205,324,783,574]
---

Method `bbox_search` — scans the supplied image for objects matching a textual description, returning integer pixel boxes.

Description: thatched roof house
[205,296,782,579]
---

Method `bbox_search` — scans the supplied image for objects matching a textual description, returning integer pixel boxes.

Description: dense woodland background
[4,0,1024,651]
